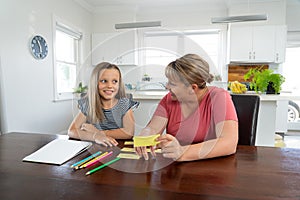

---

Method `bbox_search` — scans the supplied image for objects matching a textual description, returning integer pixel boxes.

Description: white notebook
[23,139,92,165]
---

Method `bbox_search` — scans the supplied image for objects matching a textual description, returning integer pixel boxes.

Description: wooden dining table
[0,132,300,200]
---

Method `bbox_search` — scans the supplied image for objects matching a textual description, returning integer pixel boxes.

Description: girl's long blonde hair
[87,62,126,123]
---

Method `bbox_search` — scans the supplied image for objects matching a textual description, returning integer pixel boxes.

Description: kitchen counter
[129,89,300,101]
[231,92,300,146]
[129,89,300,147]
[244,91,300,101]
[128,90,168,100]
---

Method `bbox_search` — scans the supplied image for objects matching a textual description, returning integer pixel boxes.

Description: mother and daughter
[68,54,238,162]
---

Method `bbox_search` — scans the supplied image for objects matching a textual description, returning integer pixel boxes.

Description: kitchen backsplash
[228,64,269,82]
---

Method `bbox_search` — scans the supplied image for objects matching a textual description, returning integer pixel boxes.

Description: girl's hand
[157,134,185,161]
[81,123,118,147]
[81,123,98,133]
[94,133,118,147]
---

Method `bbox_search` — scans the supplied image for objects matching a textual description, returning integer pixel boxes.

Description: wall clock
[30,35,48,59]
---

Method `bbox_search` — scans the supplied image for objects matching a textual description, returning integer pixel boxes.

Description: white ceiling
[75,0,299,8]
[74,0,231,12]
[78,0,227,7]
[74,0,300,13]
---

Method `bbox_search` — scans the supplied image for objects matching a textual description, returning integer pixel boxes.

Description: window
[54,21,82,101]
[142,30,223,82]
[282,31,300,93]
[282,47,300,93]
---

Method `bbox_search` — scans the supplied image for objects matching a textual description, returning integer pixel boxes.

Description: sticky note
[121,147,136,153]
[121,147,162,153]
[117,153,140,160]
[133,134,160,147]
[124,141,134,145]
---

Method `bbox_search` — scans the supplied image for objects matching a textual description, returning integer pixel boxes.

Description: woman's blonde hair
[87,62,126,123]
[165,54,214,89]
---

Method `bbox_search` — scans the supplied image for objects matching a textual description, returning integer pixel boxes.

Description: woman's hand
[134,127,157,160]
[157,134,186,161]
[135,145,156,160]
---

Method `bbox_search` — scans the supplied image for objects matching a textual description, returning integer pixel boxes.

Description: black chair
[231,94,260,146]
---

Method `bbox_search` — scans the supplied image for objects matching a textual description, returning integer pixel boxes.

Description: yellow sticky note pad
[117,153,140,160]
[133,134,160,147]
[121,147,135,153]
[124,141,134,145]
[121,147,162,153]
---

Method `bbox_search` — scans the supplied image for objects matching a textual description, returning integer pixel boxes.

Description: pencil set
[70,151,120,176]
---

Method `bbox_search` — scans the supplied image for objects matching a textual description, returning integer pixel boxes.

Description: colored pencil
[85,157,121,176]
[83,151,113,169]
[70,151,101,168]
[75,152,105,170]
[79,152,109,169]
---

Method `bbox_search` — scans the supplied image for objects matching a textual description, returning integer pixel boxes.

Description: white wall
[0,0,291,135]
[0,0,92,134]
[229,0,286,25]
[90,0,287,84]
[286,0,300,31]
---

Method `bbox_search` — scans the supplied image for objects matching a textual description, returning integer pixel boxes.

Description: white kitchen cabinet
[229,25,286,63]
[274,25,287,63]
[92,31,138,66]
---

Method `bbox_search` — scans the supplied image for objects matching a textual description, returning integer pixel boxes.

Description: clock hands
[36,39,42,56]
[31,35,48,59]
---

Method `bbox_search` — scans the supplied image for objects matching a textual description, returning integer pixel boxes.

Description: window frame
[140,28,226,81]
[52,17,82,101]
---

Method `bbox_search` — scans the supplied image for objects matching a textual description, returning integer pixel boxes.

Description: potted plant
[73,82,88,98]
[244,66,285,94]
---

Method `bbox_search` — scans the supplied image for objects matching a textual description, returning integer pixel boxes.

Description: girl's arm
[68,109,135,140]
[68,112,94,141]
[104,109,135,139]
[68,112,118,146]
[158,120,238,161]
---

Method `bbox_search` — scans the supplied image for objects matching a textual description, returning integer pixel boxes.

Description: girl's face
[98,68,120,100]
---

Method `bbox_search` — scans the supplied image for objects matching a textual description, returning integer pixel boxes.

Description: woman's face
[165,77,190,102]
[98,68,120,100]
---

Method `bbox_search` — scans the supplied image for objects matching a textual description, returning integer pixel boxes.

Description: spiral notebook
[23,139,92,165]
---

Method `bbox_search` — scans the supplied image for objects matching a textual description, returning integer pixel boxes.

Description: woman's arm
[158,120,238,161]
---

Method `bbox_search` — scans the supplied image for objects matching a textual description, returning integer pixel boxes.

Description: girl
[68,62,139,147]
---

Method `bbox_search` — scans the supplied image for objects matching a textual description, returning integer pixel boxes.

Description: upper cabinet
[274,25,287,63]
[229,25,287,63]
[92,30,138,66]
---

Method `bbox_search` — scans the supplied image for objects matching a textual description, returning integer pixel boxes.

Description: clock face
[30,35,48,59]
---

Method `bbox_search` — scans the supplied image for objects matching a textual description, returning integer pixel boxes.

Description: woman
[135,54,238,161]
[68,62,139,147]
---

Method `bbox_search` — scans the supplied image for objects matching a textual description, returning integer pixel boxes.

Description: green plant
[244,66,285,94]
[73,82,88,94]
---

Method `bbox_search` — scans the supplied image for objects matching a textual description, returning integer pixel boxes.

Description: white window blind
[54,21,82,101]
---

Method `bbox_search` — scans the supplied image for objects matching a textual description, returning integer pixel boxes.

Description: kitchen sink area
[132,90,168,99]
[126,81,168,100]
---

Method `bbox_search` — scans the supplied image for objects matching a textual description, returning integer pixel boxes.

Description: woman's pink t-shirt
[153,86,238,144]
